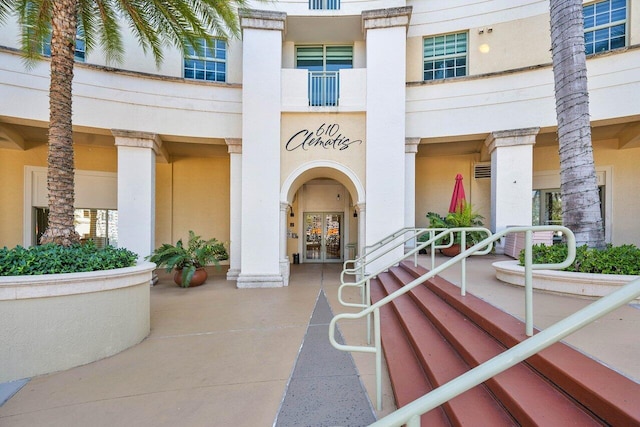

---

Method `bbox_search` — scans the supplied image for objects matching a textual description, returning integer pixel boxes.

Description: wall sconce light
[289,206,294,217]
[478,28,484,34]
[353,209,358,218]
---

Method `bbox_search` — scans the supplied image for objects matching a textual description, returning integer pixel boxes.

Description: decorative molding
[405,137,420,154]
[225,138,242,154]
[362,6,412,33]
[484,127,539,153]
[240,9,286,37]
[112,129,170,163]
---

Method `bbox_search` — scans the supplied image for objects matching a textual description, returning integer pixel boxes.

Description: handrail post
[460,231,467,296]
[366,278,372,345]
[525,229,534,336]
[374,307,382,411]
[430,230,436,270]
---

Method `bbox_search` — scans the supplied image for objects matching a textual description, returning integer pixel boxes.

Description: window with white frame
[423,32,467,81]
[184,38,226,82]
[583,0,626,55]
[309,0,340,10]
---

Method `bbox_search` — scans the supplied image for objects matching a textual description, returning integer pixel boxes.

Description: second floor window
[583,0,626,55]
[423,32,467,81]
[184,38,226,82]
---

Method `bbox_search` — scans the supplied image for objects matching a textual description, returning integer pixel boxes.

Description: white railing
[309,71,339,106]
[309,0,340,10]
[330,226,581,411]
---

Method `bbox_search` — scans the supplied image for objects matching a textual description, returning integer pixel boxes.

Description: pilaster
[225,138,242,281]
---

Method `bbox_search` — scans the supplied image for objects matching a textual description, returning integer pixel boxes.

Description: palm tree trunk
[549,0,605,248]
[40,0,80,246]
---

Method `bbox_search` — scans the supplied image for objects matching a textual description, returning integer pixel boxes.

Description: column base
[236,274,284,288]
[226,268,241,281]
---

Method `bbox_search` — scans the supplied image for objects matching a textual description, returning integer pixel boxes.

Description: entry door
[304,213,342,263]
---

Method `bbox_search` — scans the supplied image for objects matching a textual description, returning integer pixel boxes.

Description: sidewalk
[1,257,638,426]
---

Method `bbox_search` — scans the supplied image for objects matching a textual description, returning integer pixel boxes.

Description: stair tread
[370,277,450,427]
[400,260,640,426]
[377,272,516,426]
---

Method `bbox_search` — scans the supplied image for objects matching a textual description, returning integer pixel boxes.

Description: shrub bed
[519,243,640,275]
[0,242,137,276]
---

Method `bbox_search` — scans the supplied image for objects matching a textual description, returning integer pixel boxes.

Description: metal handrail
[370,276,640,426]
[329,225,576,410]
[339,227,492,309]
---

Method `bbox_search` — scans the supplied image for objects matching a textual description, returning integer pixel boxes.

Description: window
[184,38,226,82]
[296,45,353,106]
[583,0,626,55]
[34,208,119,248]
[309,0,340,10]
[423,32,467,81]
[532,188,605,242]
[41,27,86,62]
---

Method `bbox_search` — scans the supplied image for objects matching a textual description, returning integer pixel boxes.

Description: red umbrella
[448,173,466,213]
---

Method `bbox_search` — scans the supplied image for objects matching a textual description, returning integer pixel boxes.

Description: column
[405,137,420,249]
[363,7,412,271]
[225,138,242,281]
[484,127,539,253]
[356,203,366,261]
[236,10,287,288]
[280,202,290,287]
[113,130,162,262]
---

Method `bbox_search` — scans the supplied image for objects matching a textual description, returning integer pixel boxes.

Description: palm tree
[549,0,605,248]
[4,0,249,246]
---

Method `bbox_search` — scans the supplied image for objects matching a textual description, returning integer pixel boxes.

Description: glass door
[304,213,343,262]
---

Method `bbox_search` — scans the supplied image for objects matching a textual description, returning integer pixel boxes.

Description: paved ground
[1,255,638,426]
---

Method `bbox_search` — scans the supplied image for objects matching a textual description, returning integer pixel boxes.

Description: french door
[304,213,343,263]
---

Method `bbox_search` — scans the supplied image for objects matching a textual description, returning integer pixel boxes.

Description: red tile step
[396,260,640,426]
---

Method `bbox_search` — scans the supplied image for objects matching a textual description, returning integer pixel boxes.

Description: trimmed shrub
[0,242,138,276]
[519,243,640,275]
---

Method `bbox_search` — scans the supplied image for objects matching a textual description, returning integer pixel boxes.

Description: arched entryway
[281,161,365,264]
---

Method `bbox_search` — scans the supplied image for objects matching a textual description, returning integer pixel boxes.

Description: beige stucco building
[1,0,639,287]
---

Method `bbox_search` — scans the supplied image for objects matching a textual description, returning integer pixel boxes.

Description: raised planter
[0,262,155,383]
[493,260,640,301]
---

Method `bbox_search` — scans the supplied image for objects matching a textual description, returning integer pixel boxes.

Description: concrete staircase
[370,260,640,426]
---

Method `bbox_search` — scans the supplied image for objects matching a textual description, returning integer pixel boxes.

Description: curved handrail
[329,225,576,410]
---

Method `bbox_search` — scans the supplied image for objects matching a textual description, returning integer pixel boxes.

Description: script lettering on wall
[285,123,363,152]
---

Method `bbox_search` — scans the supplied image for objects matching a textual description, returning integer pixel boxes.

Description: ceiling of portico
[284,15,364,44]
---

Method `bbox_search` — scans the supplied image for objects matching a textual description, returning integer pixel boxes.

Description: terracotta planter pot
[174,267,208,287]
[440,244,463,257]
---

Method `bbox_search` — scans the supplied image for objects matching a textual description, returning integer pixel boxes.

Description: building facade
[1,0,639,287]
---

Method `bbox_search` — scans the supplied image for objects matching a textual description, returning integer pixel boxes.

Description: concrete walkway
[1,255,638,426]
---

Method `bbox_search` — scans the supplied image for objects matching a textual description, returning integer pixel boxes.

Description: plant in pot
[426,202,486,256]
[147,231,228,287]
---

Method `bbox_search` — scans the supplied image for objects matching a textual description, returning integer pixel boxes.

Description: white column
[113,130,161,262]
[237,10,286,288]
[280,202,290,287]
[357,203,366,261]
[485,128,539,253]
[405,137,420,249]
[363,7,412,270]
[226,138,242,281]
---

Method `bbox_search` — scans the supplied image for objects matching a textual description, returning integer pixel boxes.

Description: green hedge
[519,243,640,275]
[0,242,138,276]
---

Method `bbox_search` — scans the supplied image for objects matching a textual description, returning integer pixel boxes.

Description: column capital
[240,9,286,38]
[112,129,169,163]
[405,137,420,154]
[280,201,290,212]
[225,138,242,154]
[362,6,412,33]
[355,203,366,214]
[484,127,539,154]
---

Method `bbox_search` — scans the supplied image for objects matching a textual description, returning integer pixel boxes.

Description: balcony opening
[296,45,352,107]
[309,0,340,10]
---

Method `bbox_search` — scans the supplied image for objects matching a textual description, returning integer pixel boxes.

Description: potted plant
[147,231,228,287]
[425,202,486,256]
